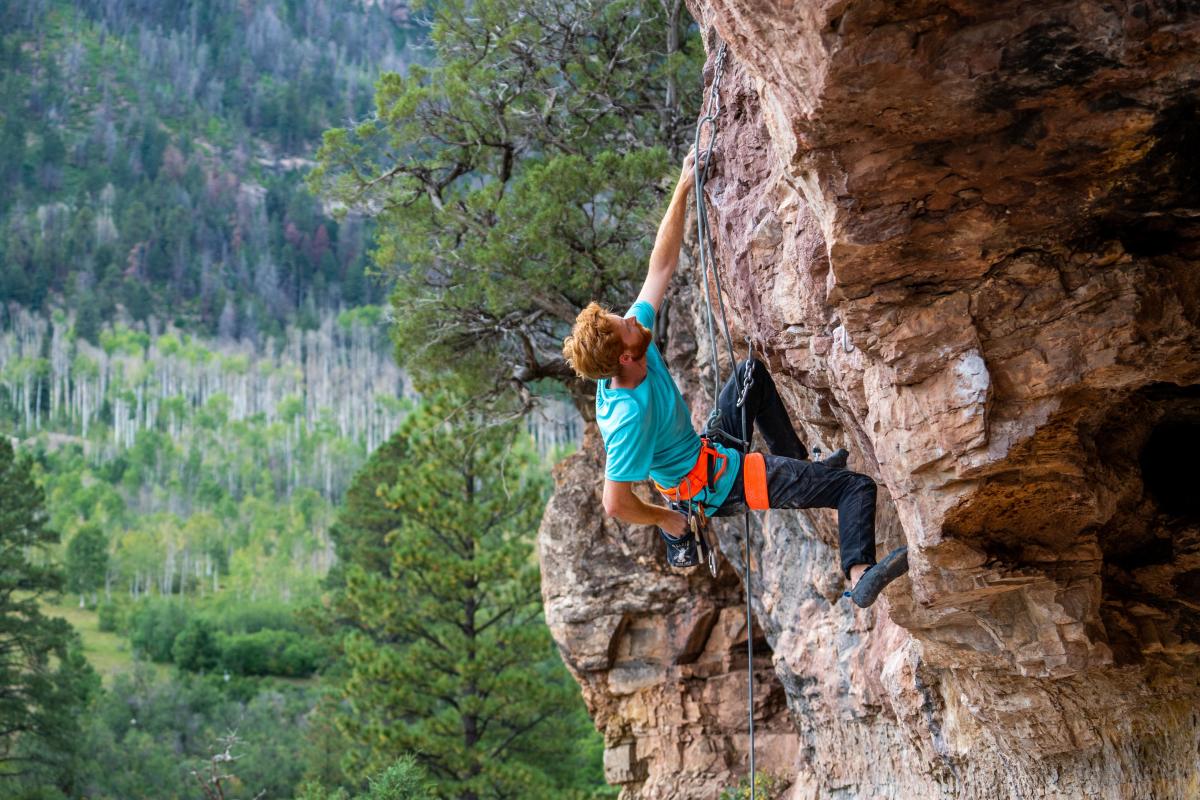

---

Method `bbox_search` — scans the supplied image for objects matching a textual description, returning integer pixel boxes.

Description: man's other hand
[680,148,698,192]
[659,509,688,537]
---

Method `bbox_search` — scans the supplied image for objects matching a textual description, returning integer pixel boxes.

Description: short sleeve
[626,301,655,331]
[603,410,653,482]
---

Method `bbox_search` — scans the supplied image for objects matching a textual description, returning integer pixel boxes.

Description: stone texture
[540,3,1200,798]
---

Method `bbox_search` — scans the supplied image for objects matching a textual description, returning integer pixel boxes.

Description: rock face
[539,3,1200,798]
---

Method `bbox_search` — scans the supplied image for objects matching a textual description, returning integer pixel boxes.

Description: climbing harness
[692,38,759,798]
[655,438,727,578]
[653,439,728,504]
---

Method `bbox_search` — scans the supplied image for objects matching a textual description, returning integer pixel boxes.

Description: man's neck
[610,361,647,390]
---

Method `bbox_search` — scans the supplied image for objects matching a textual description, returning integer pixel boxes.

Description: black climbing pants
[709,360,877,579]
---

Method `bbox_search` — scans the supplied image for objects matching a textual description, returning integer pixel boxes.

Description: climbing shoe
[819,448,849,470]
[848,546,909,608]
[659,528,699,568]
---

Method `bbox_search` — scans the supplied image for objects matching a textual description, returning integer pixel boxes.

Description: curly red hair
[562,302,625,380]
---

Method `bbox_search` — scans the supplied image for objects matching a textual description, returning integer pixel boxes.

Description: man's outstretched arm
[636,150,697,314]
[603,479,686,536]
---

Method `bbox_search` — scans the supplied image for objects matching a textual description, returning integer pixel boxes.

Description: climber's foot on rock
[848,546,908,608]
[819,448,849,470]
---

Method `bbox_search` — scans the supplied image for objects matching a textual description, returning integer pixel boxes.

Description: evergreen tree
[65,524,108,606]
[298,756,433,800]
[325,429,410,589]
[0,439,98,785]
[311,0,702,411]
[325,395,601,799]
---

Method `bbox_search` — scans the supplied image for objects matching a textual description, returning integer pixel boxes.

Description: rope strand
[738,339,757,800]
[692,38,756,800]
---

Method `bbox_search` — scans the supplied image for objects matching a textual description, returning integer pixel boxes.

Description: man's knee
[740,358,768,381]
[732,359,771,396]
[846,471,876,498]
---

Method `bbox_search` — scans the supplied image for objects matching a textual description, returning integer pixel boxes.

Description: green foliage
[324,424,411,591]
[0,0,399,329]
[68,665,322,799]
[361,758,433,800]
[312,0,702,405]
[65,524,108,602]
[299,756,432,800]
[718,772,790,800]
[124,595,327,677]
[128,598,190,662]
[0,439,99,783]
[4,308,406,607]
[219,628,323,677]
[171,618,221,672]
[95,600,126,634]
[320,394,605,798]
[204,597,310,635]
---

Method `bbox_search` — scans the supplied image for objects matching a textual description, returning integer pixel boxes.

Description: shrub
[173,619,222,672]
[719,772,789,800]
[129,599,190,662]
[279,637,323,676]
[220,629,322,677]
[363,757,432,800]
[97,600,126,634]
[295,756,431,800]
[207,599,303,634]
[220,632,272,676]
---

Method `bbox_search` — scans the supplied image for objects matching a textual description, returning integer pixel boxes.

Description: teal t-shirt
[596,301,741,511]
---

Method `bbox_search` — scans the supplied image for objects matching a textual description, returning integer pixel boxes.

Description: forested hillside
[0,0,414,330]
[3,304,407,603]
[0,0,666,797]
[0,0,427,605]
[0,1,433,795]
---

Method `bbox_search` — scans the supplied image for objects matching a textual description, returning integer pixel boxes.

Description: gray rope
[692,39,756,799]
[693,42,738,437]
[737,340,756,800]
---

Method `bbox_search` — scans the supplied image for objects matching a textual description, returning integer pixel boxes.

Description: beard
[629,322,653,361]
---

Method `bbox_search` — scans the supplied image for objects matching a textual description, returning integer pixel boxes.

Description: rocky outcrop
[539,3,1200,798]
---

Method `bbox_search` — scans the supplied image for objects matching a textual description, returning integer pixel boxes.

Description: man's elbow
[602,485,630,520]
[602,495,624,520]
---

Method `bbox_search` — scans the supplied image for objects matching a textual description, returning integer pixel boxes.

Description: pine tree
[325,395,600,799]
[324,427,410,591]
[65,524,108,607]
[0,439,99,785]
[310,0,702,412]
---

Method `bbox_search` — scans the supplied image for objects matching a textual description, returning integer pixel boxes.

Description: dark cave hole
[1140,418,1200,520]
[1096,99,1200,258]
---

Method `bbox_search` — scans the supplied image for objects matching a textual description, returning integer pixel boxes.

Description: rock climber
[561,150,908,607]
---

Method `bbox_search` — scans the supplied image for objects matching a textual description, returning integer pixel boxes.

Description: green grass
[40,597,169,686]
[38,597,318,688]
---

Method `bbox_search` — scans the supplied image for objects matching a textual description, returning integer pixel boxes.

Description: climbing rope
[692,38,758,799]
[693,41,739,440]
[736,338,756,800]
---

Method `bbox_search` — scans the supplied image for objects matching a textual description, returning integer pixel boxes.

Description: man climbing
[561,151,908,607]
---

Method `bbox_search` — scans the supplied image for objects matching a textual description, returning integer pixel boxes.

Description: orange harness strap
[743,452,770,510]
[655,438,727,503]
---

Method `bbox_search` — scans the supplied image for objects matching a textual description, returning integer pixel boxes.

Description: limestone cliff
[538,3,1200,798]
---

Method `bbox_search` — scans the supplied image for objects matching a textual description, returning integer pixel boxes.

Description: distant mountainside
[0,0,421,333]
[0,0,426,599]
[1,304,404,601]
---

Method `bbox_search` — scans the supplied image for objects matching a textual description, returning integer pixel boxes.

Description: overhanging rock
[540,3,1200,797]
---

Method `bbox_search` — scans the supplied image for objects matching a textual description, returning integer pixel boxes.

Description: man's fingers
[661,511,688,537]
